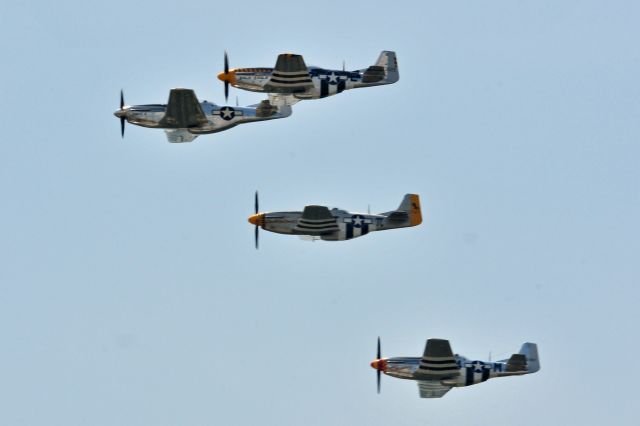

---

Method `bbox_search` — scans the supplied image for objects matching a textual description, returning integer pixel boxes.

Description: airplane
[248,192,422,248]
[371,338,540,398]
[217,51,399,103]
[113,88,291,142]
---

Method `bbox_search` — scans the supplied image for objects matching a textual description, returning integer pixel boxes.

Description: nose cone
[113,109,126,118]
[217,70,237,85]
[370,359,387,372]
[248,213,265,227]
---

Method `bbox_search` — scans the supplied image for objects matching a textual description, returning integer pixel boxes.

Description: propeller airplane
[113,88,291,142]
[371,338,540,398]
[218,51,399,103]
[249,192,422,248]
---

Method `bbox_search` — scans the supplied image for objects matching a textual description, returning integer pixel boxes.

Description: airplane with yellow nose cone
[371,337,540,398]
[218,51,399,103]
[248,192,421,248]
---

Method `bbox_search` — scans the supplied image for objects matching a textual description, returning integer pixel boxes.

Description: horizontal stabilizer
[386,211,409,222]
[505,354,527,372]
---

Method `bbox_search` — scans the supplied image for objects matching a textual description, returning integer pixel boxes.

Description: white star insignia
[220,107,234,119]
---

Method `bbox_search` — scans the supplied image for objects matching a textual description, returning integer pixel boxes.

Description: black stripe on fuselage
[298,219,337,225]
[482,367,490,382]
[418,365,458,372]
[296,225,339,231]
[421,359,457,365]
[269,78,313,85]
[320,80,329,98]
[346,223,353,239]
[465,367,474,386]
[271,72,310,79]
[337,80,346,93]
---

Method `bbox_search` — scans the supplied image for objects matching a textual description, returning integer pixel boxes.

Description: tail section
[397,194,422,227]
[374,51,399,84]
[381,194,422,228]
[519,343,540,373]
[360,51,399,85]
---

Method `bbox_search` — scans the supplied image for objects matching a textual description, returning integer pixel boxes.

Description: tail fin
[360,51,399,85]
[518,343,540,373]
[397,194,422,227]
[374,51,399,83]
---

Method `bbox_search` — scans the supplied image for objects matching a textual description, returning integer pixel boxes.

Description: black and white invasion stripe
[418,356,459,377]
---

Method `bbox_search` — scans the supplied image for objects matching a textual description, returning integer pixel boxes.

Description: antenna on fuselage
[342,60,345,71]
[368,204,370,214]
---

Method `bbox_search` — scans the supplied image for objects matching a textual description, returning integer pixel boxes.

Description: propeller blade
[377,337,381,394]
[255,224,259,250]
[255,191,259,214]
[224,51,230,102]
[119,90,125,138]
[254,191,260,249]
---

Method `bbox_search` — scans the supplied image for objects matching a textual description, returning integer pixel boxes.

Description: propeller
[254,190,259,250]
[224,51,230,102]
[376,337,382,394]
[119,90,126,138]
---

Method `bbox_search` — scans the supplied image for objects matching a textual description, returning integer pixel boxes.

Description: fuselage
[221,66,394,100]
[116,101,290,134]
[379,356,521,388]
[251,209,405,241]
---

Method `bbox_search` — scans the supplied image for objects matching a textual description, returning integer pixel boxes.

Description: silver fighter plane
[371,338,540,398]
[248,192,422,248]
[113,89,291,142]
[217,51,399,103]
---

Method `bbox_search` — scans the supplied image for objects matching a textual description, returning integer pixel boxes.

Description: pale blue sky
[1,1,639,425]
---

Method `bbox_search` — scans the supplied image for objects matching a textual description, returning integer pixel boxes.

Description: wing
[417,381,452,399]
[416,339,460,379]
[267,93,301,107]
[159,88,208,128]
[293,205,339,235]
[265,54,313,92]
[164,129,198,143]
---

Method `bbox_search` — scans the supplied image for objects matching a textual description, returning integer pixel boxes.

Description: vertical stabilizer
[519,343,540,373]
[397,194,422,226]
[374,51,399,84]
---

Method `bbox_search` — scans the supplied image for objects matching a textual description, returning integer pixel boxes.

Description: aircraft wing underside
[293,205,339,235]
[159,88,208,128]
[164,129,198,143]
[417,381,452,399]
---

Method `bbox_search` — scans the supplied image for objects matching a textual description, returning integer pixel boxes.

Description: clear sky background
[1,1,639,425]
